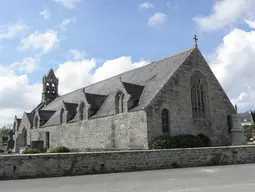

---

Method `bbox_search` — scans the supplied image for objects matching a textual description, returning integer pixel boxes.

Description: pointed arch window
[191,72,207,118]
[161,109,170,133]
[115,91,124,114]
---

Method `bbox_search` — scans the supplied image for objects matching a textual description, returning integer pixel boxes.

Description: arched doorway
[22,128,27,147]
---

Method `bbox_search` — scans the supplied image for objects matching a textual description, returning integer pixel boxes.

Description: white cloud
[245,19,255,29]
[210,27,255,110]
[56,17,76,33]
[56,59,96,94]
[92,57,149,83]
[40,8,50,20]
[56,54,149,94]
[10,57,38,73]
[0,22,29,40]
[194,0,255,31]
[53,0,81,9]
[148,12,167,26]
[68,49,87,60]
[139,2,154,10]
[61,17,76,26]
[0,66,41,126]
[19,30,59,53]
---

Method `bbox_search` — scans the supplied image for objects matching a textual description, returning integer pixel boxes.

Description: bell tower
[42,68,59,105]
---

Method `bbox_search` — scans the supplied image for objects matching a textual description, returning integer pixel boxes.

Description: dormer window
[115,91,124,114]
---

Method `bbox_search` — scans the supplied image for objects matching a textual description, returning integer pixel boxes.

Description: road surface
[1,164,255,192]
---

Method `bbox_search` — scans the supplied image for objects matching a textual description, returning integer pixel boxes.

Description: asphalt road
[1,164,255,192]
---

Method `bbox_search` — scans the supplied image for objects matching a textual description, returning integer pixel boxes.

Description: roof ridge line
[47,47,195,99]
[151,47,195,64]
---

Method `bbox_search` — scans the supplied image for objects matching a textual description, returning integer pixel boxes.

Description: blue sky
[1,0,255,125]
[0,0,221,75]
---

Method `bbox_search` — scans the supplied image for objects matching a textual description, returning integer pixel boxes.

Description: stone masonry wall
[146,48,235,146]
[0,145,255,180]
[30,110,148,151]
[14,114,32,153]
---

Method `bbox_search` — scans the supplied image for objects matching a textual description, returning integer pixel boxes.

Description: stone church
[12,44,236,152]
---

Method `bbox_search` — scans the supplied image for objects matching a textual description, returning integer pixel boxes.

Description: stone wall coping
[1,145,254,157]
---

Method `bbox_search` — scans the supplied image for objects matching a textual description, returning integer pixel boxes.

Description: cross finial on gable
[193,35,198,47]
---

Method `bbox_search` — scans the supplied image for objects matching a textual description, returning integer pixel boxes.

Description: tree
[243,124,255,141]
[0,125,12,137]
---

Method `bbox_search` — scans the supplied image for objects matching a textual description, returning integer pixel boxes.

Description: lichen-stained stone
[0,145,255,180]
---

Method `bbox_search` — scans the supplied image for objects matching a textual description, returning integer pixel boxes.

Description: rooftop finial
[193,34,198,47]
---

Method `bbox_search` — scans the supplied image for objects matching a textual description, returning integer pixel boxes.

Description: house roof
[15,47,197,129]
[41,48,195,120]
[239,111,254,124]
[16,118,21,127]
[25,113,34,125]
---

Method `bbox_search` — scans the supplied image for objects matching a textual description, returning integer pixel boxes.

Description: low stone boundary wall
[1,145,255,180]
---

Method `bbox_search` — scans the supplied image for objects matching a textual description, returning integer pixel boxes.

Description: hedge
[151,134,211,149]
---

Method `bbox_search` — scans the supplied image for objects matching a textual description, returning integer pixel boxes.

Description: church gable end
[15,112,33,134]
[13,116,21,133]
[145,47,235,146]
[188,48,235,114]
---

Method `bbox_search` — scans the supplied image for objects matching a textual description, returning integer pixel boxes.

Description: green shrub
[172,134,204,148]
[197,134,211,147]
[151,134,211,149]
[151,136,176,149]
[40,147,48,153]
[48,146,71,153]
[23,148,41,154]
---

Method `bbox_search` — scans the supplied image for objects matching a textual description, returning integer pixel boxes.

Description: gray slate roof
[41,48,194,120]
[22,47,196,128]
[26,113,34,125]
